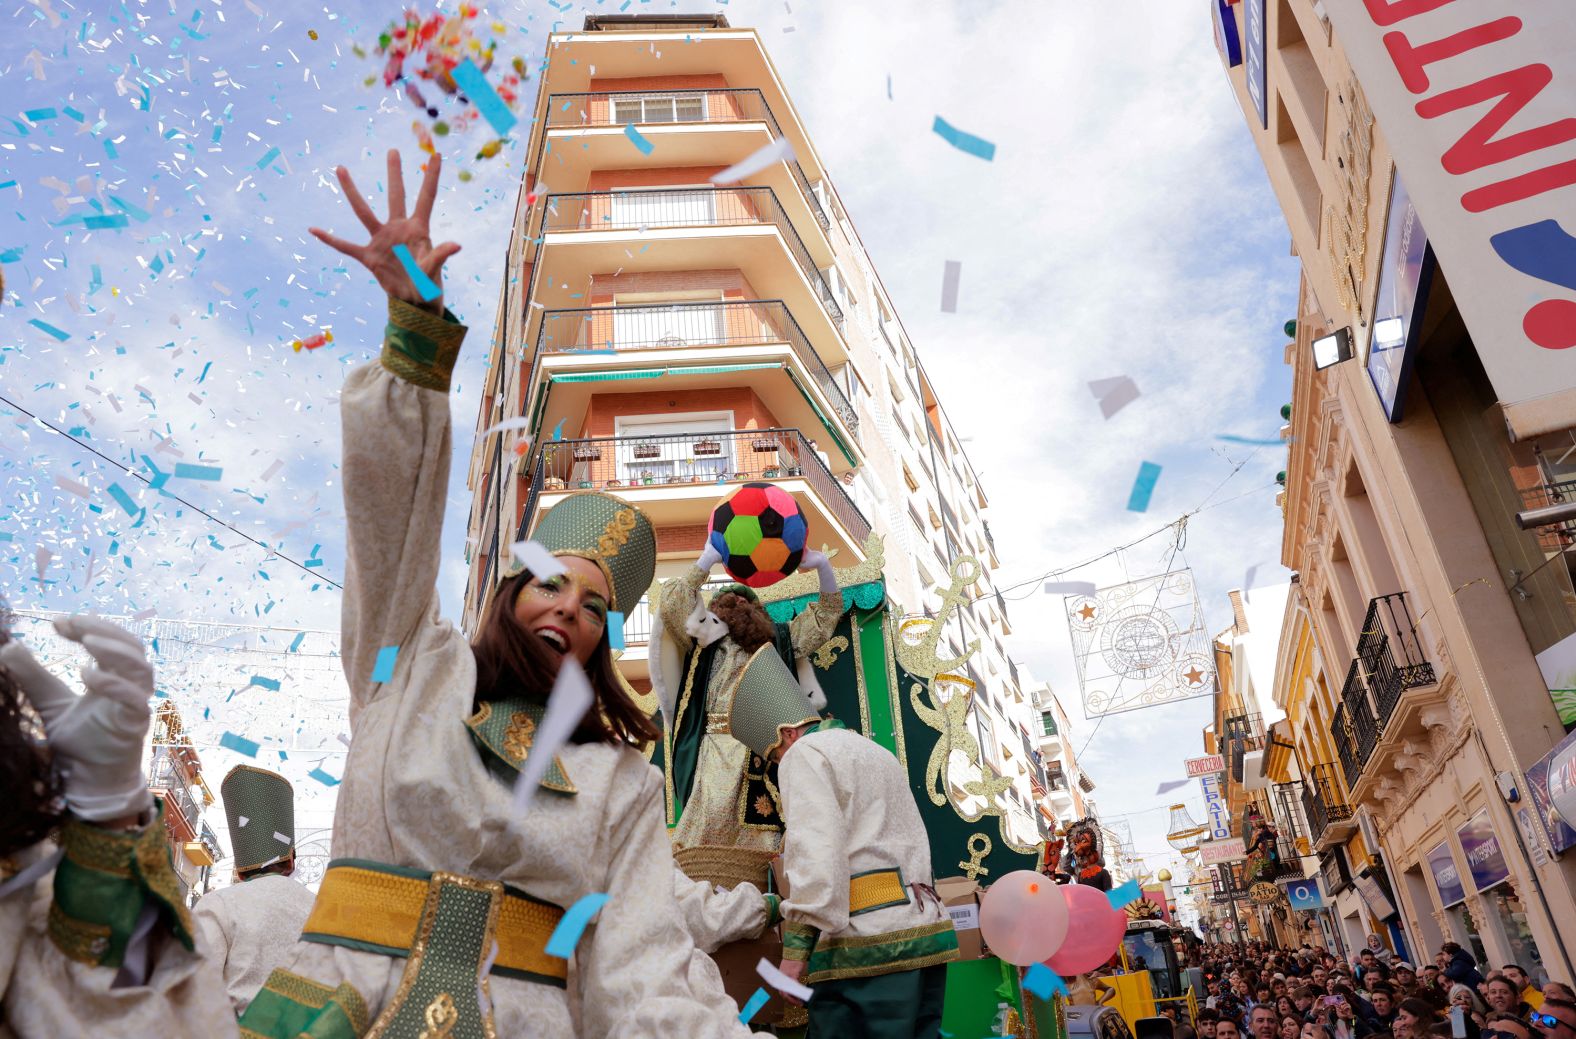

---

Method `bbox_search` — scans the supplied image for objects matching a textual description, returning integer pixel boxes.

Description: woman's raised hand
[310,150,461,312]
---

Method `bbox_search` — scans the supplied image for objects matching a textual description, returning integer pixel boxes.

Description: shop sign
[1320,846,1351,896]
[1321,0,1576,441]
[1366,174,1436,421]
[1427,840,1466,908]
[1283,877,1326,911]
[1249,881,1283,906]
[1201,774,1232,840]
[1213,0,1243,70]
[1200,837,1248,864]
[1526,725,1576,854]
[1517,808,1552,869]
[1457,808,1513,894]
[1353,867,1399,922]
[1186,754,1227,777]
[1242,0,1267,129]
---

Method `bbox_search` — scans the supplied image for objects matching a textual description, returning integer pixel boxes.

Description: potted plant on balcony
[693,438,721,456]
[633,442,660,460]
[605,478,623,489]
[572,444,602,461]
[640,470,656,485]
[544,476,566,491]
[762,466,782,479]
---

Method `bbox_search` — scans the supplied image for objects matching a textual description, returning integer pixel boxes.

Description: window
[611,291,725,348]
[976,710,995,768]
[1046,762,1068,789]
[613,413,733,483]
[611,94,705,124]
[610,185,715,228]
[902,462,919,492]
[1041,710,1058,737]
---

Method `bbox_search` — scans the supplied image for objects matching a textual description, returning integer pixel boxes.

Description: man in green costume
[727,647,959,1039]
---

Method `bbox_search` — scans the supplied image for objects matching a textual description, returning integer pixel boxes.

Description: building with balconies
[148,701,222,901]
[458,14,1042,844]
[1218,0,1576,980]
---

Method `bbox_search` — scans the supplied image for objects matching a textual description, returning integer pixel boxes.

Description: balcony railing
[1341,659,1381,766]
[517,427,870,546]
[542,188,844,328]
[1357,592,1437,722]
[1519,479,1576,553]
[1331,703,1362,791]
[535,299,857,432]
[1301,761,1354,843]
[544,88,831,229]
[149,749,200,842]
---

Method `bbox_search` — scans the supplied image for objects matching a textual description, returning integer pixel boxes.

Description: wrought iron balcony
[542,188,844,328]
[1331,703,1362,791]
[1357,592,1437,722]
[1300,761,1354,844]
[1341,659,1381,767]
[535,299,857,433]
[544,88,831,229]
[517,427,870,546]
[1519,479,1576,553]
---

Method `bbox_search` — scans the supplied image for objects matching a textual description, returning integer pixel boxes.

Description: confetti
[608,611,625,652]
[255,146,281,170]
[932,115,996,161]
[1126,461,1162,512]
[738,988,771,1023]
[308,29,319,40]
[940,260,962,314]
[757,958,814,1002]
[450,57,518,138]
[249,675,282,691]
[371,645,400,684]
[392,244,443,302]
[27,318,70,341]
[1043,581,1098,597]
[1107,878,1142,909]
[512,658,594,815]
[623,123,655,156]
[174,463,223,481]
[509,540,566,580]
[545,892,610,958]
[1089,376,1140,419]
[481,416,534,437]
[220,731,261,757]
[711,136,796,185]
[1155,779,1191,795]
[106,483,141,517]
[1024,963,1068,1000]
[273,830,291,845]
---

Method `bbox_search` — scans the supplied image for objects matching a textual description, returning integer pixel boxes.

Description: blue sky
[0,0,1299,875]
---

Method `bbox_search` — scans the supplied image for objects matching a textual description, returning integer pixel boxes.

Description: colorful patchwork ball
[707,482,808,588]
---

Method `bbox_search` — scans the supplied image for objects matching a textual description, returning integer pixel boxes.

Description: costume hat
[220,764,295,874]
[502,491,656,612]
[726,645,821,759]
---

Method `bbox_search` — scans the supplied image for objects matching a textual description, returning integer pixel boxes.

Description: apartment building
[1217,0,1576,977]
[1032,678,1094,831]
[457,14,1046,848]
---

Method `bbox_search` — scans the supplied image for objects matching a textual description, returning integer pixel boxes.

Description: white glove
[0,616,155,822]
[697,540,723,574]
[799,548,837,594]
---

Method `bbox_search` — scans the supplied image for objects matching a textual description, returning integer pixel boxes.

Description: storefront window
[1444,903,1488,967]
[1482,883,1548,985]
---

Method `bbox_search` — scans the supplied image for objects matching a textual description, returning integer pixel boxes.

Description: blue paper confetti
[1126,461,1162,512]
[371,645,400,683]
[27,319,70,341]
[624,122,655,155]
[451,58,517,137]
[546,892,610,958]
[220,731,261,757]
[83,214,130,230]
[255,146,281,169]
[1108,878,1143,909]
[1024,963,1068,1000]
[106,483,140,517]
[608,611,626,651]
[739,988,771,1023]
[174,463,223,481]
[932,116,996,161]
[1216,434,1288,446]
[249,675,281,691]
[308,767,341,787]
[392,244,442,302]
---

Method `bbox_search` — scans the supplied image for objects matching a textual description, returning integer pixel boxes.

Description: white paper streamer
[512,658,594,815]
[510,540,566,580]
[757,957,814,1002]
[1043,581,1097,597]
[710,136,797,185]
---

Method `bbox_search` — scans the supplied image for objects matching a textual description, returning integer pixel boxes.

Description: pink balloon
[978,870,1071,966]
[1045,882,1128,975]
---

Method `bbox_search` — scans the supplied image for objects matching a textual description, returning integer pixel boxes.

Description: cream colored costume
[659,566,842,853]
[239,301,751,1038]
[777,725,958,984]
[672,873,773,955]
[194,874,316,1014]
[1,818,237,1038]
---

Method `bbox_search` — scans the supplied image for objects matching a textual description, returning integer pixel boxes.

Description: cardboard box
[936,876,985,960]
[712,935,795,1028]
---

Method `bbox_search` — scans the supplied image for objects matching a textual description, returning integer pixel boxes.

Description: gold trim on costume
[848,868,908,914]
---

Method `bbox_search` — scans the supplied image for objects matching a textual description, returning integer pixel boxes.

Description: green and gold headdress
[726,646,821,759]
[220,764,295,875]
[501,491,657,612]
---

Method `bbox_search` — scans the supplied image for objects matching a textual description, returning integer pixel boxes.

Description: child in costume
[193,765,318,1015]
[237,150,754,1039]
[727,647,959,1038]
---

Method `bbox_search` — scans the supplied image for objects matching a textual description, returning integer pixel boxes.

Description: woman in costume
[0,604,233,1036]
[237,151,753,1038]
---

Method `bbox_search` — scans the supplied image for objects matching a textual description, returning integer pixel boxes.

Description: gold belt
[706,713,731,734]
[849,868,910,915]
[301,859,568,986]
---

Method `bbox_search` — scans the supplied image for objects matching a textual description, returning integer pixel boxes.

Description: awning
[1261,720,1296,783]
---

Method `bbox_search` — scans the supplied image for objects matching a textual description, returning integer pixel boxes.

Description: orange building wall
[581,386,780,437]
[588,268,759,304]
[656,523,708,556]
[588,73,730,93]
[586,166,728,191]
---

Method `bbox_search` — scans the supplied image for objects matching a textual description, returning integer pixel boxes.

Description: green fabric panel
[805,924,957,981]
[239,983,362,1039]
[763,580,884,623]
[667,638,719,823]
[551,362,780,383]
[372,879,496,1038]
[941,958,1024,1039]
[780,368,857,468]
[806,963,948,1039]
[388,325,438,365]
[52,856,144,968]
[857,607,898,757]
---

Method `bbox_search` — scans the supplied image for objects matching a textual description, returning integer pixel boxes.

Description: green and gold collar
[464,698,578,795]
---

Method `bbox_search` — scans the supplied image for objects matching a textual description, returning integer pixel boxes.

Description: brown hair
[472,572,659,747]
[709,591,776,652]
[0,600,65,856]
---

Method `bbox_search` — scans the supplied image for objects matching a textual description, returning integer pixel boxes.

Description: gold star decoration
[1183,667,1205,685]
[1077,604,1097,621]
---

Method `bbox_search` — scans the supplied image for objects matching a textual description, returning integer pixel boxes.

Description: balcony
[1300,762,1356,848]
[149,748,200,843]
[1359,593,1437,723]
[526,299,859,461]
[516,426,870,575]
[543,88,830,237]
[1519,479,1576,554]
[535,187,845,357]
